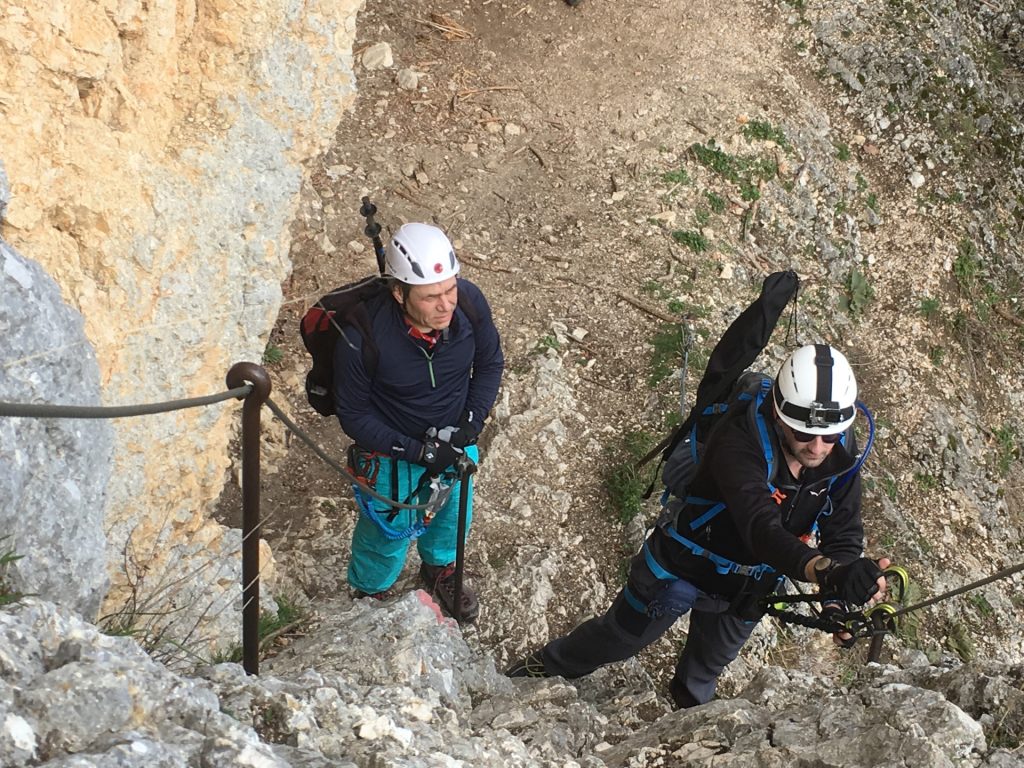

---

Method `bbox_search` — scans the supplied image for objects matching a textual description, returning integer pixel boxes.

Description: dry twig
[458,85,522,99]
[557,275,679,324]
[415,14,472,40]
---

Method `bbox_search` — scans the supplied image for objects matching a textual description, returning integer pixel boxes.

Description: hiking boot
[420,563,479,623]
[668,676,700,709]
[505,651,550,678]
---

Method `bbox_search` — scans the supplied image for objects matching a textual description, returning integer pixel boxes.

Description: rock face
[0,167,112,618]
[0,596,1020,767]
[0,0,362,647]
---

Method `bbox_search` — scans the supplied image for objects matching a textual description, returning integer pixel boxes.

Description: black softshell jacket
[652,396,865,600]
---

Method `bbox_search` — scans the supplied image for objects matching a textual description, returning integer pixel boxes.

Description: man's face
[778,419,838,469]
[396,277,458,331]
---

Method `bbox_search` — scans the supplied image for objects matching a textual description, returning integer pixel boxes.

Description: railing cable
[0,385,252,419]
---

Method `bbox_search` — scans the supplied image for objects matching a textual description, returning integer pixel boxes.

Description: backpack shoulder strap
[747,376,780,492]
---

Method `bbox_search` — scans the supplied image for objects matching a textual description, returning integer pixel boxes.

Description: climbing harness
[348,444,465,541]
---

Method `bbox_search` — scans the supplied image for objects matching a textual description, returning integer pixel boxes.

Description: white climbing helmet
[773,344,858,435]
[384,223,460,285]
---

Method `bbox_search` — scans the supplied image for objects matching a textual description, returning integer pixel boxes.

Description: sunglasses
[790,428,842,444]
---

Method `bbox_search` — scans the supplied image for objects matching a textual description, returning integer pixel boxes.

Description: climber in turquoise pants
[333,223,503,623]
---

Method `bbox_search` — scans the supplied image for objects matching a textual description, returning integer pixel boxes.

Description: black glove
[821,557,883,605]
[436,410,482,449]
[417,438,460,475]
[821,602,857,649]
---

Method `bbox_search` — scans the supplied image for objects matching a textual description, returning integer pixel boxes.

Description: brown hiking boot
[420,563,479,623]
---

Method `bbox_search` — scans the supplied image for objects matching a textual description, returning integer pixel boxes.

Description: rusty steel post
[226,362,271,675]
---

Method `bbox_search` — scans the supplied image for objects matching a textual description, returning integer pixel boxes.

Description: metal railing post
[453,457,477,623]
[226,362,271,675]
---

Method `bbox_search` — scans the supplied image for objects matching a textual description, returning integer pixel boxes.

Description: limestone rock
[0,228,111,618]
[0,0,362,652]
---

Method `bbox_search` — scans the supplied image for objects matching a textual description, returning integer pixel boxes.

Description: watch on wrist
[812,556,835,583]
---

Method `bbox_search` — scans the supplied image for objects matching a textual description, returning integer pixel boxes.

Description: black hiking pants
[539,541,757,706]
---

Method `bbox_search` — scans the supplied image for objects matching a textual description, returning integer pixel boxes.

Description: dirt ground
[215,0,1022,700]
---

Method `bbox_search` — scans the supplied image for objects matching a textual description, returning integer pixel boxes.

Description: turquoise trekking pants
[348,445,477,594]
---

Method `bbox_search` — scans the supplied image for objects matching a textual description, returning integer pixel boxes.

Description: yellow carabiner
[883,564,910,603]
[864,601,899,633]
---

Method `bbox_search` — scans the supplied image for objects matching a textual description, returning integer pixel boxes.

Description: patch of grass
[704,190,727,214]
[691,140,777,186]
[533,334,561,354]
[968,592,994,618]
[866,192,879,212]
[649,324,683,388]
[210,595,305,665]
[929,346,946,366]
[742,119,789,147]
[672,229,709,253]
[843,267,875,317]
[662,168,691,185]
[0,539,27,608]
[914,472,940,491]
[640,279,668,298]
[694,207,711,227]
[880,476,898,501]
[667,298,710,318]
[262,344,284,366]
[919,296,940,319]
[953,238,981,288]
[835,142,851,161]
[944,619,974,662]
[604,431,657,525]
[993,425,1019,477]
[894,580,924,649]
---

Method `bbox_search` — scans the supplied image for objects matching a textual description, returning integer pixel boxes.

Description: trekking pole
[360,196,386,274]
[453,454,477,623]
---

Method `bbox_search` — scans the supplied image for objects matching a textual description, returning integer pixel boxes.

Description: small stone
[362,42,393,70]
[318,233,337,254]
[414,169,430,185]
[571,327,589,341]
[878,115,891,131]
[402,164,416,178]
[909,172,925,189]
[611,191,627,202]
[397,68,419,90]
[720,263,734,279]
[504,123,523,136]
[484,121,502,134]
[348,240,365,254]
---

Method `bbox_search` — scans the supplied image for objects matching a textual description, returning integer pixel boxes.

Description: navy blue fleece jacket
[333,278,504,460]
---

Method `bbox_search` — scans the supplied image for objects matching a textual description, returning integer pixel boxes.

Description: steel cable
[0,385,252,419]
